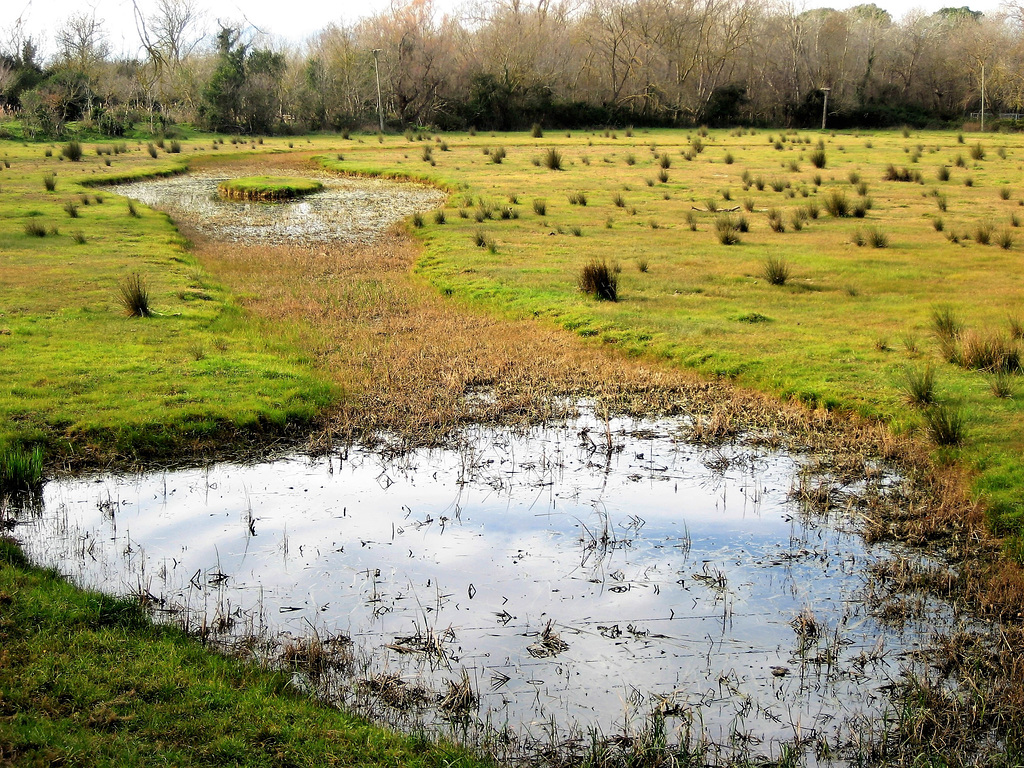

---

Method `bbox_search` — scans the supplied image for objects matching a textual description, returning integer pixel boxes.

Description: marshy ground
[3,131,1024,766]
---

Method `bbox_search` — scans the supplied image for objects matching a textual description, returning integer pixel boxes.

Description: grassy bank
[218,175,324,201]
[317,127,1024,547]
[0,137,335,465]
[0,537,490,767]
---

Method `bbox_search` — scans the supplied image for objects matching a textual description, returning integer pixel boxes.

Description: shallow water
[113,173,445,244]
[18,411,936,759]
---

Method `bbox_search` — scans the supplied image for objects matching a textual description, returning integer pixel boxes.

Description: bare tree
[133,0,206,126]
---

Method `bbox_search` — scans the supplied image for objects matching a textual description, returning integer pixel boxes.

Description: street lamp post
[821,87,831,131]
[372,49,384,134]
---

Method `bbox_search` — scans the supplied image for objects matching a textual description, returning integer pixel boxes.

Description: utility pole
[372,48,384,133]
[981,63,986,131]
[821,87,831,131]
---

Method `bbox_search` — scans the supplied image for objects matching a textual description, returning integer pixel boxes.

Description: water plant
[0,445,43,495]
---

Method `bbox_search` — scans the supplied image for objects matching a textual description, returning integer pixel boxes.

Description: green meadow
[0,137,334,463]
[323,127,1024,543]
[3,124,1024,764]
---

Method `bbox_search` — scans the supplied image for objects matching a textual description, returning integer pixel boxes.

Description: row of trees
[2,0,1023,136]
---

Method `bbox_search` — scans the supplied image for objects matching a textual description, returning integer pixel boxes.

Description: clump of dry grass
[956,330,1020,372]
[579,259,618,301]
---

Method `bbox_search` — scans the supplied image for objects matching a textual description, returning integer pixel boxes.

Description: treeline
[2,0,1023,136]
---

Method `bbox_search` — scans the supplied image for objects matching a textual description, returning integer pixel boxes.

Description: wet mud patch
[113,172,444,245]
[14,408,966,763]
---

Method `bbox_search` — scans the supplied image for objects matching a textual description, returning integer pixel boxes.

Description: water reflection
[20,411,921,757]
[113,174,445,244]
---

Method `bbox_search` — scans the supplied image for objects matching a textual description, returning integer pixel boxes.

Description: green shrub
[715,215,740,245]
[823,190,849,217]
[931,305,962,340]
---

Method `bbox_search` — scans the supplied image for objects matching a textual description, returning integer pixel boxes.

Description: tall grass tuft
[867,227,888,248]
[937,166,951,181]
[544,148,562,170]
[932,305,962,342]
[0,445,43,495]
[924,405,966,446]
[531,123,543,138]
[823,190,849,217]
[127,200,140,218]
[61,141,83,161]
[990,371,1015,398]
[809,149,826,168]
[579,259,618,301]
[762,256,790,285]
[902,364,936,406]
[532,199,546,216]
[24,221,47,237]
[766,208,785,232]
[63,201,80,218]
[119,273,153,317]
[43,173,56,192]
[715,215,740,245]
[957,330,1020,372]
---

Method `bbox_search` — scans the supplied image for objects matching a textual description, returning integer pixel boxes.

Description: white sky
[1,0,1009,60]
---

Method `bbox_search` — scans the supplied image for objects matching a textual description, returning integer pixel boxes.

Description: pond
[114,172,445,244]
[15,409,947,763]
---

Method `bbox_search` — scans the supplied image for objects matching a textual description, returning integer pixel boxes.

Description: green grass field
[320,127,1024,544]
[4,124,1024,765]
[3,127,1024,536]
[0,137,334,464]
